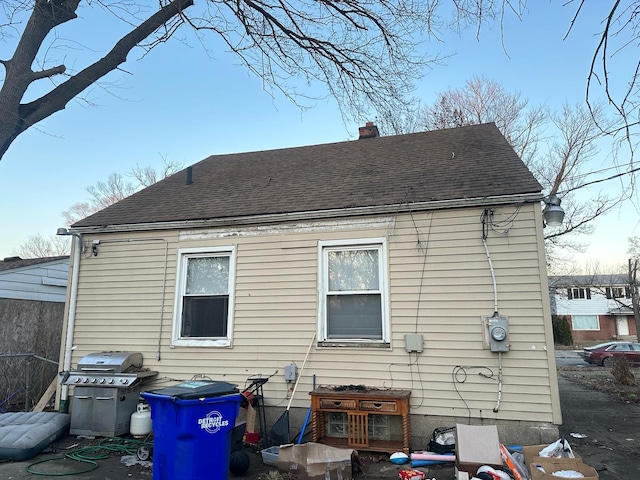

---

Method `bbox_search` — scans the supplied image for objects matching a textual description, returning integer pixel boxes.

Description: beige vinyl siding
[64,202,559,425]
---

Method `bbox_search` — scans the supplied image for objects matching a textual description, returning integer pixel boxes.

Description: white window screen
[572,315,599,331]
[186,257,229,295]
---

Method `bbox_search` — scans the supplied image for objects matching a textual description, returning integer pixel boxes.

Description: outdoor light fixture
[543,194,565,227]
[56,227,86,252]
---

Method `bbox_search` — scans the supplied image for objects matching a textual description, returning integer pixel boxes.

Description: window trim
[317,238,390,347]
[172,246,236,347]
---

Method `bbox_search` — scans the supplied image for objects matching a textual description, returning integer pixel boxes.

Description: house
[549,274,638,343]
[58,122,561,447]
[0,255,69,409]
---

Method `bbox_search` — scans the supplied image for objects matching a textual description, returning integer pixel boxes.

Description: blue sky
[0,2,636,271]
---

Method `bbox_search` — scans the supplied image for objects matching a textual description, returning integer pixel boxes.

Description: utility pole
[629,257,640,341]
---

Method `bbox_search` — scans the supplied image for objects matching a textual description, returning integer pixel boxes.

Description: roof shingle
[73,123,541,228]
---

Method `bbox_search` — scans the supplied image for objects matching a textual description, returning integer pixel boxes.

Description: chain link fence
[0,353,58,412]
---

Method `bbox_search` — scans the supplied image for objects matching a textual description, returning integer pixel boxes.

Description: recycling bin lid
[147,380,239,399]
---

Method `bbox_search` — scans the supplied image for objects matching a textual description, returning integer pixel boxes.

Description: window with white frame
[172,247,235,347]
[605,287,628,299]
[568,287,591,300]
[318,239,389,345]
[571,315,599,331]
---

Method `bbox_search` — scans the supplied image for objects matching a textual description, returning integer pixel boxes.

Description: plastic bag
[427,426,456,454]
[539,438,575,459]
[551,471,584,478]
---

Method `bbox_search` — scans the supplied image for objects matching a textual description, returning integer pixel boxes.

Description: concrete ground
[0,351,638,479]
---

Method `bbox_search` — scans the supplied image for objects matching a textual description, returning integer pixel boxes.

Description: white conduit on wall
[60,235,82,413]
[481,215,503,413]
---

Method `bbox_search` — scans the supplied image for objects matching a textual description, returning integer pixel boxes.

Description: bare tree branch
[0,0,194,159]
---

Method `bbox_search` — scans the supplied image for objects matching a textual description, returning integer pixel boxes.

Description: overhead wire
[559,164,640,195]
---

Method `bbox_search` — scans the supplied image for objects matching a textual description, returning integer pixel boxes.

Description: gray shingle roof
[549,274,629,287]
[73,123,541,228]
[0,256,69,272]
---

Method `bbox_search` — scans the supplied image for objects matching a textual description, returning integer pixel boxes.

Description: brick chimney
[358,121,380,139]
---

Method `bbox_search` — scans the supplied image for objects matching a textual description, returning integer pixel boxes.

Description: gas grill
[61,352,158,437]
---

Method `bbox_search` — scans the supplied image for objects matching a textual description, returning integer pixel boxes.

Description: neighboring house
[549,274,638,343]
[0,256,69,408]
[59,122,560,446]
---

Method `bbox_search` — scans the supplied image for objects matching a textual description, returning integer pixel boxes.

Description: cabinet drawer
[319,398,357,410]
[359,400,398,413]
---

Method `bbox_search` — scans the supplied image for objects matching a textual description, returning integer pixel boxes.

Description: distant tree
[396,77,622,258]
[531,103,623,253]
[453,1,640,149]
[62,159,181,225]
[15,160,181,257]
[375,100,424,137]
[13,234,70,258]
[423,77,546,164]
[552,315,573,346]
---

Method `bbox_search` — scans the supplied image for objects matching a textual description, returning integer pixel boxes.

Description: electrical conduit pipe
[60,234,82,413]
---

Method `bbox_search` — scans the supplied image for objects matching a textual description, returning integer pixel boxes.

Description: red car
[582,342,640,367]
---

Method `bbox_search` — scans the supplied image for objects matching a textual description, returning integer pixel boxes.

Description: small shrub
[611,356,636,386]
[552,315,573,345]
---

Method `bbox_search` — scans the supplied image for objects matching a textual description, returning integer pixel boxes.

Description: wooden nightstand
[310,386,411,454]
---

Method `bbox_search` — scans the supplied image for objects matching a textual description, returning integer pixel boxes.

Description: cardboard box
[276,442,357,480]
[455,424,503,476]
[522,444,581,466]
[530,458,598,480]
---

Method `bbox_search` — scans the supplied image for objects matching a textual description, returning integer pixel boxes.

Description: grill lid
[60,351,157,388]
[77,351,143,373]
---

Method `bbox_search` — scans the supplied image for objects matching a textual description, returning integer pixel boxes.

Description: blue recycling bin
[142,380,242,480]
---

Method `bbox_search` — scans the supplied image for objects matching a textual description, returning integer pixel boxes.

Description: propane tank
[130,402,152,437]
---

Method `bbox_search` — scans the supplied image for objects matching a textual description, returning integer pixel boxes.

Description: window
[571,315,599,331]
[610,344,631,351]
[318,239,389,345]
[568,287,591,300]
[606,287,629,299]
[172,247,235,347]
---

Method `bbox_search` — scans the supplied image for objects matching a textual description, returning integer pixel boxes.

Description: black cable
[560,164,640,195]
[451,365,496,423]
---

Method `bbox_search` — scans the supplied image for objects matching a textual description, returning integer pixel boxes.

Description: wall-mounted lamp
[56,227,86,253]
[91,240,100,257]
[542,194,565,227]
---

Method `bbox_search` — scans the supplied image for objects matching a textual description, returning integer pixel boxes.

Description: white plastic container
[130,402,152,437]
[261,446,280,466]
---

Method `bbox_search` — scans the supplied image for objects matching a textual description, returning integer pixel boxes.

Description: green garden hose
[26,437,150,476]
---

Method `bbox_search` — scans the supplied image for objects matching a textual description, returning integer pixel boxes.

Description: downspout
[60,234,83,413]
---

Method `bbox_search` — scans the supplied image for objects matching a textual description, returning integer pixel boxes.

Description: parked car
[582,342,640,367]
